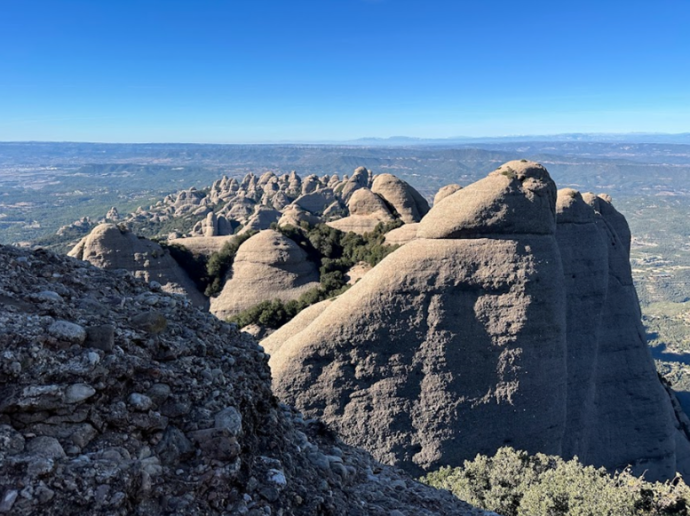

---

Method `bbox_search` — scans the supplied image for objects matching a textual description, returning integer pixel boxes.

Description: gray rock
[85,324,115,352]
[0,490,18,513]
[48,320,86,344]
[26,436,66,460]
[65,383,96,404]
[215,407,243,436]
[0,425,25,455]
[132,311,167,334]
[128,393,153,411]
[33,290,64,303]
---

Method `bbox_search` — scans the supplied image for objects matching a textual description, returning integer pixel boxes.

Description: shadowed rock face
[209,230,320,320]
[555,189,609,460]
[268,161,690,481]
[68,223,207,308]
[576,193,690,478]
[270,161,569,476]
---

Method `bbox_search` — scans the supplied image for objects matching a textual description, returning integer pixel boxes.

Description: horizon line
[1,131,690,146]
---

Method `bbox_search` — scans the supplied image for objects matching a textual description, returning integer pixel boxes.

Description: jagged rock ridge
[0,244,491,516]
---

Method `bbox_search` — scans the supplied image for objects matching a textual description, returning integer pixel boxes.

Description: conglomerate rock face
[0,244,491,516]
[268,160,690,481]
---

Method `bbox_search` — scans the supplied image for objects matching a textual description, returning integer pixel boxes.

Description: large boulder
[68,224,207,308]
[371,174,430,223]
[209,230,320,320]
[270,161,568,476]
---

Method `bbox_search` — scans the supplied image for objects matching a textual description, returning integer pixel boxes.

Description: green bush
[204,231,257,296]
[421,447,690,516]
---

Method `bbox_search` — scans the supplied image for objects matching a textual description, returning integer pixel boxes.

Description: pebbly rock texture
[68,224,207,309]
[270,161,569,477]
[0,244,492,516]
[209,230,320,320]
[269,160,690,481]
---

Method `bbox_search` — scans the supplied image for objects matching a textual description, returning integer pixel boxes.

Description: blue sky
[0,0,688,142]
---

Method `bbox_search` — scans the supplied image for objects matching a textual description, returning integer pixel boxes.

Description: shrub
[204,231,257,296]
[421,447,690,516]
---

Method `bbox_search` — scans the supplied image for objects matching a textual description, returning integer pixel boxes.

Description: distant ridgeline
[63,162,690,483]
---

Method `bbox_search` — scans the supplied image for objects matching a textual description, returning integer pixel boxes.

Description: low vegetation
[204,231,257,296]
[228,221,402,329]
[421,447,690,516]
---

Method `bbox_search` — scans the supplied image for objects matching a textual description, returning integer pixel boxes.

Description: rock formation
[383,222,419,246]
[68,224,207,308]
[371,173,430,223]
[268,160,690,481]
[433,184,462,205]
[0,244,490,516]
[327,188,394,234]
[209,230,320,320]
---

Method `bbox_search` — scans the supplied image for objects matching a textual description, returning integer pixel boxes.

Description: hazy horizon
[2,131,690,146]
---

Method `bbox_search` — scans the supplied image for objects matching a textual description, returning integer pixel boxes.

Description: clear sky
[0,0,688,143]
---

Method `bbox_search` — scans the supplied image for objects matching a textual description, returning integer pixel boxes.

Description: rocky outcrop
[327,188,394,234]
[269,160,690,481]
[261,299,334,356]
[277,204,321,228]
[0,244,490,516]
[209,230,320,320]
[237,206,281,235]
[384,222,419,246]
[270,161,568,476]
[575,193,690,478]
[371,174,430,223]
[167,235,238,257]
[68,224,207,308]
[433,184,462,205]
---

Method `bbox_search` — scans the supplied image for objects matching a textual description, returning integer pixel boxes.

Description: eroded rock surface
[0,244,491,516]
[269,161,690,481]
[271,161,568,476]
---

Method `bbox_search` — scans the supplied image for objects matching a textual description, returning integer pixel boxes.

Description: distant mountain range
[341,133,690,146]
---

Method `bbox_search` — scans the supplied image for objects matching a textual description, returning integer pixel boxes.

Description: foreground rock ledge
[0,245,490,516]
